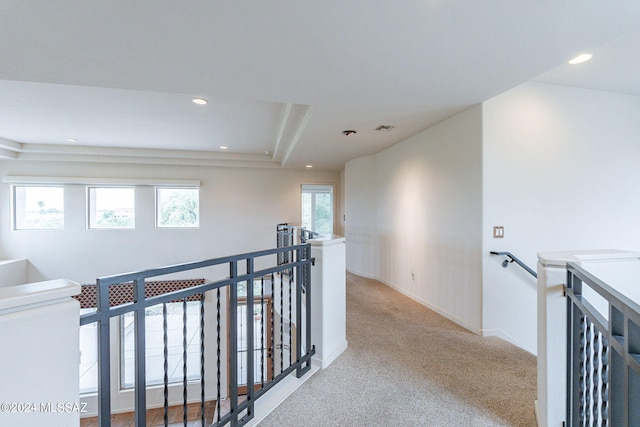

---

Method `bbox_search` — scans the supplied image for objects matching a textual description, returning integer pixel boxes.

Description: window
[301,184,333,235]
[88,187,135,229]
[156,187,199,228]
[121,302,201,388]
[13,186,64,230]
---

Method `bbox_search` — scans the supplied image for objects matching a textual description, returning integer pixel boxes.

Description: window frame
[155,186,200,229]
[12,185,65,231]
[300,184,335,236]
[87,186,136,230]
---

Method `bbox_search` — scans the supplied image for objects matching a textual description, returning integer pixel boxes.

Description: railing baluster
[260,276,265,388]
[183,297,188,427]
[229,260,238,425]
[163,303,169,427]
[289,269,292,367]
[216,288,222,424]
[280,269,284,375]
[591,332,600,425]
[579,315,586,424]
[585,320,592,426]
[601,337,609,426]
[270,273,275,383]
[200,294,205,427]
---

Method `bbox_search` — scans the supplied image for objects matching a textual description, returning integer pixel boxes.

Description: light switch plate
[493,226,504,238]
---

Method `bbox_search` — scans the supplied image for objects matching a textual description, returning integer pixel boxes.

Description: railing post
[246,257,255,421]
[133,277,147,427]
[565,270,583,427]
[97,278,112,427]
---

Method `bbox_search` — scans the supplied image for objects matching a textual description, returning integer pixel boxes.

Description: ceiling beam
[281,105,313,167]
[0,137,22,152]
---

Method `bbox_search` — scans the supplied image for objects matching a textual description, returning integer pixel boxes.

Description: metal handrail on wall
[81,244,315,427]
[565,262,640,426]
[490,251,537,279]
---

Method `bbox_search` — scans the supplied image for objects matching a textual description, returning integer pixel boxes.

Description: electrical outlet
[411,271,415,281]
[493,226,505,238]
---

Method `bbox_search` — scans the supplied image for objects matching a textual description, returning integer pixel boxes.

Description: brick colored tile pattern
[74,279,206,308]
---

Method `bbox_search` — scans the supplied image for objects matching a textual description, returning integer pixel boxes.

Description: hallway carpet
[259,273,537,427]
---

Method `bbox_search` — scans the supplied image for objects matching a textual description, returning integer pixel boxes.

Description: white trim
[0,279,81,312]
[0,137,22,152]
[0,148,18,159]
[272,103,292,161]
[377,276,483,336]
[481,328,534,355]
[3,175,201,187]
[311,340,348,369]
[281,106,313,166]
[534,400,542,427]
[244,366,319,427]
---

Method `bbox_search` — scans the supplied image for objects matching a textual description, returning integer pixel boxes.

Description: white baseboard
[482,328,535,355]
[312,340,348,369]
[534,399,542,427]
[245,365,319,427]
[346,268,377,280]
[377,277,482,336]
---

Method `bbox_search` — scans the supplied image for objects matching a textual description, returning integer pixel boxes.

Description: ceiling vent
[375,125,395,131]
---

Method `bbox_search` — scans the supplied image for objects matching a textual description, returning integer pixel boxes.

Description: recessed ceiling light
[342,130,357,136]
[305,165,313,168]
[192,98,208,105]
[568,53,592,65]
[65,138,77,142]
[219,146,228,150]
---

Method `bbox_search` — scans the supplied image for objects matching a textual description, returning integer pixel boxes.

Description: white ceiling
[1,1,639,171]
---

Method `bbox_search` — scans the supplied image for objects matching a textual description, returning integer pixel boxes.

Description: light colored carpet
[259,273,537,427]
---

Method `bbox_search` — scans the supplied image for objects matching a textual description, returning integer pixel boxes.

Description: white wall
[482,82,640,353]
[346,106,484,333]
[0,160,340,283]
[344,155,377,278]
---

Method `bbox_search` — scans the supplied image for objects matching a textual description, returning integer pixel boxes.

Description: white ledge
[537,249,640,268]
[309,234,345,247]
[2,175,200,187]
[0,279,81,312]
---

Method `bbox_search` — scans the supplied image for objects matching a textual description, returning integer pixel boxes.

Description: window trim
[300,183,335,236]
[12,185,65,231]
[87,186,136,230]
[155,186,200,229]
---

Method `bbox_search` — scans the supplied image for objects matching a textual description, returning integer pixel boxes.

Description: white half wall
[0,161,340,283]
[345,106,483,333]
[482,82,640,354]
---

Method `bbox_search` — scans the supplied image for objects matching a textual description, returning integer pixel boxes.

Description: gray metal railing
[490,251,537,278]
[277,224,319,247]
[81,244,315,426]
[565,262,640,426]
